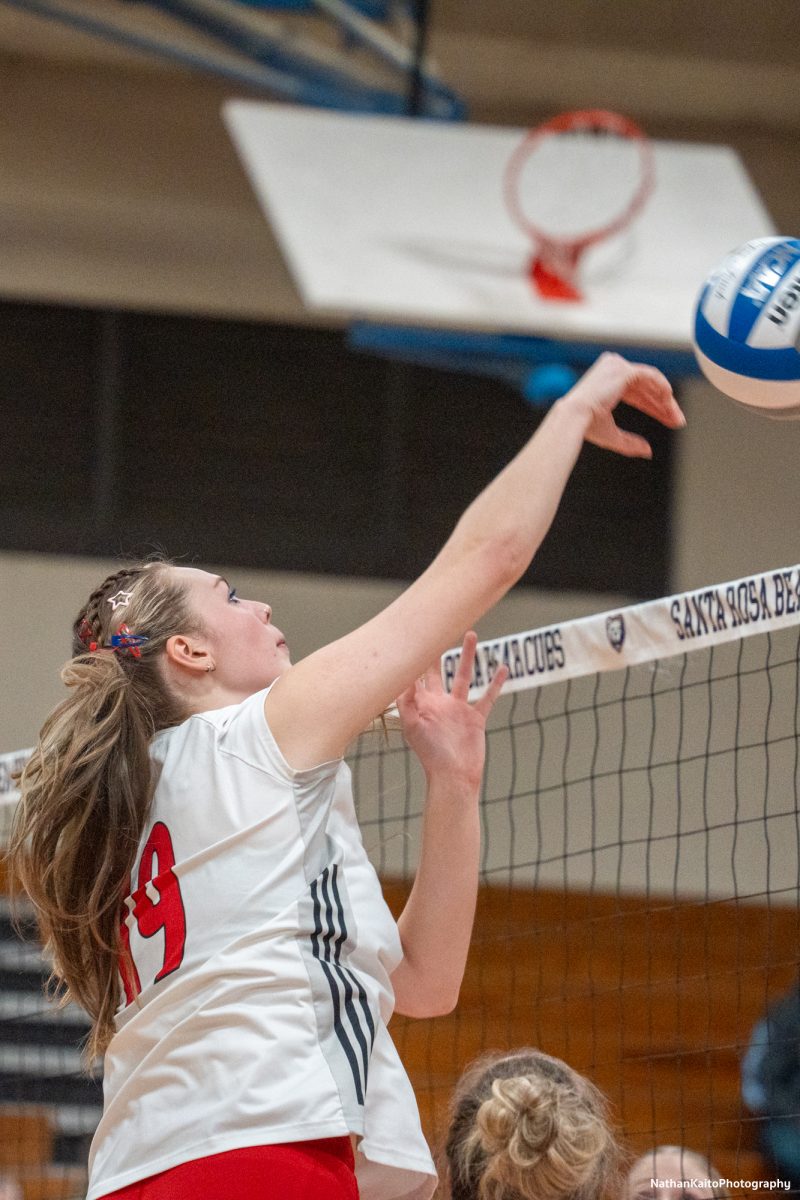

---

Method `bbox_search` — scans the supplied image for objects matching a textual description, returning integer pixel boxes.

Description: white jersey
[87,688,437,1200]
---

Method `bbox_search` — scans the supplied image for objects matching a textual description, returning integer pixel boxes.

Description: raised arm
[265,353,684,768]
[389,633,508,1017]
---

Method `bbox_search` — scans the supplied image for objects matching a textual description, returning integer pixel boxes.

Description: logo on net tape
[606,614,626,653]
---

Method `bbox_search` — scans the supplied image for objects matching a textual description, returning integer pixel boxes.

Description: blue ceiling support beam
[348,323,700,407]
[0,0,317,94]
[236,0,394,15]
[0,0,464,117]
[146,0,461,115]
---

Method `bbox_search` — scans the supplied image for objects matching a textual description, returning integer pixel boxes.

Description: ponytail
[9,562,200,1062]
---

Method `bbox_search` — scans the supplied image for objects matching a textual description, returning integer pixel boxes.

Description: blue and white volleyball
[693,236,800,418]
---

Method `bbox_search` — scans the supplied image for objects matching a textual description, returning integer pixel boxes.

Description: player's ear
[164,635,213,676]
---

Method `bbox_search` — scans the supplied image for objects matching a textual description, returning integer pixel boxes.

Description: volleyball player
[10,353,683,1200]
[625,1146,730,1199]
[443,1048,620,1200]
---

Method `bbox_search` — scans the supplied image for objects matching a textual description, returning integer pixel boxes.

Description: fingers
[451,631,478,699]
[452,633,509,709]
[586,419,653,459]
[474,663,509,716]
[574,353,685,432]
[411,632,508,711]
[580,357,685,459]
[622,364,685,429]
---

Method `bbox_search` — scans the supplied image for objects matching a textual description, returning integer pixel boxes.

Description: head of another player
[9,558,287,1064]
[625,1146,729,1200]
[444,1048,620,1200]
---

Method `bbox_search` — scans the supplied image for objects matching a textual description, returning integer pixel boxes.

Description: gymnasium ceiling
[0,0,797,320]
[0,1,798,123]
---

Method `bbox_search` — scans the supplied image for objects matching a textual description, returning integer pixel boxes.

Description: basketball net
[504,109,655,302]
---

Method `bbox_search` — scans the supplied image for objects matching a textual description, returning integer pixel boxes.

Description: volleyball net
[351,564,800,1188]
[1,563,799,1191]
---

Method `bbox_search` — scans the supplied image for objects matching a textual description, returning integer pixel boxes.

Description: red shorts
[100,1138,359,1200]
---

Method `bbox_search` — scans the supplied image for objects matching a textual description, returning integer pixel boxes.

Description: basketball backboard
[223,102,775,351]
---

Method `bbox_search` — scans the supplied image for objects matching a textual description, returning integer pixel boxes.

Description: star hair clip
[107,589,134,612]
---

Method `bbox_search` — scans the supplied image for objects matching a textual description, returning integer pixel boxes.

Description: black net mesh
[353,619,800,1192]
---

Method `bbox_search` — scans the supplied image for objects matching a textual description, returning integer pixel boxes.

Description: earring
[206,664,215,673]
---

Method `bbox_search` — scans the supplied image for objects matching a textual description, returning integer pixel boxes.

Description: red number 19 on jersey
[120,821,187,1006]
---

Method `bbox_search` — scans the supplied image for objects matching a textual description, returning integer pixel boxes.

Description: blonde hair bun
[476,1075,560,1161]
[447,1050,619,1200]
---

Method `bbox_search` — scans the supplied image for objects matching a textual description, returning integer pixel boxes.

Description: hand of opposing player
[563,351,686,459]
[396,631,508,789]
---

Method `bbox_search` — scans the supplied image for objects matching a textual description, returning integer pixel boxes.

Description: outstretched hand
[566,351,686,459]
[396,631,509,788]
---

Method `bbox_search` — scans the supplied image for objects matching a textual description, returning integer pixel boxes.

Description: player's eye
[228,587,240,604]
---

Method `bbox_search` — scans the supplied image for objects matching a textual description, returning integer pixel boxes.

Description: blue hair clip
[110,625,149,658]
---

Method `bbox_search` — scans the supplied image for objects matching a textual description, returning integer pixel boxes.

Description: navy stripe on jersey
[311,873,363,1104]
[310,865,374,1105]
[330,868,376,1050]
[322,869,372,1087]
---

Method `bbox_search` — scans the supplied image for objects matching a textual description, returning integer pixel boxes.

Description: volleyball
[693,236,800,417]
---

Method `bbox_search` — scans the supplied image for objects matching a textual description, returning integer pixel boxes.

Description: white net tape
[4,564,799,781]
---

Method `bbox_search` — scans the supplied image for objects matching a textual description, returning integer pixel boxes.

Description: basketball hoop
[504,109,655,302]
